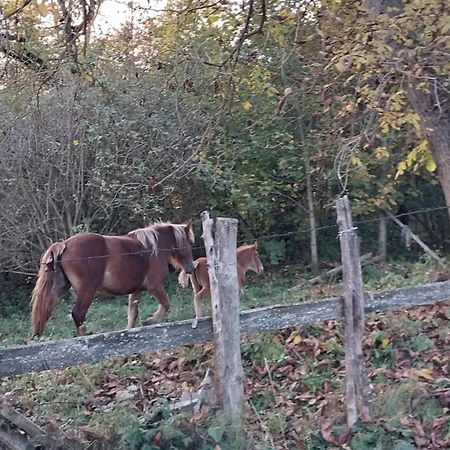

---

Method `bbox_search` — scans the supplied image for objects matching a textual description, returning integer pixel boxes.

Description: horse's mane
[129,221,194,253]
[237,243,256,253]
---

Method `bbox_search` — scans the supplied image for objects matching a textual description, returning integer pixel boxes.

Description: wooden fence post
[201,211,244,427]
[336,196,371,427]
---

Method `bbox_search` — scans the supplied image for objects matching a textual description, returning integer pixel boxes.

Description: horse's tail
[178,270,190,288]
[30,242,67,338]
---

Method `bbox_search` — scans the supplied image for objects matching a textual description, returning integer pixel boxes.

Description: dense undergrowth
[0,258,449,449]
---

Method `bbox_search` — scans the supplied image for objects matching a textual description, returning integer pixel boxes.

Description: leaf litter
[0,302,448,449]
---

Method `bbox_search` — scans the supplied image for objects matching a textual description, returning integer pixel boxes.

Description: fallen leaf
[415,368,434,380]
[321,420,339,445]
[151,430,162,444]
[337,427,353,445]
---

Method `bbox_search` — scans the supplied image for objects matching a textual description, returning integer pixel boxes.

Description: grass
[0,258,449,449]
[1,255,443,347]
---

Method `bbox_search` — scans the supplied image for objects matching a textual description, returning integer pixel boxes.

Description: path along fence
[1,197,450,429]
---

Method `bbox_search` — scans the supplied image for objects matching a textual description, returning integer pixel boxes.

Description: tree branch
[1,0,32,22]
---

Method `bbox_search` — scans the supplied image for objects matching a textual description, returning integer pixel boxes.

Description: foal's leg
[72,288,97,336]
[142,285,170,325]
[192,287,210,329]
[127,292,141,329]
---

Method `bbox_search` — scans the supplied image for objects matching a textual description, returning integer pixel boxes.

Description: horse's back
[64,232,107,256]
[61,233,149,295]
[63,233,145,259]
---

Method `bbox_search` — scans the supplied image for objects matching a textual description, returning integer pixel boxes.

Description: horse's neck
[155,231,173,261]
[237,251,254,286]
[237,251,253,273]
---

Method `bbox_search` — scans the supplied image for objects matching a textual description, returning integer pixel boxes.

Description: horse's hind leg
[72,289,96,336]
[142,285,170,325]
[52,265,71,299]
[127,292,141,329]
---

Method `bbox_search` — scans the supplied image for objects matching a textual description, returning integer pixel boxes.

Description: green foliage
[350,422,415,450]
[118,406,245,450]
[414,398,444,426]
[260,240,286,266]
[376,381,429,419]
[251,390,275,412]
[241,333,286,364]
[118,404,206,450]
[301,358,335,395]
[369,331,397,368]
[205,413,247,450]
[410,333,435,352]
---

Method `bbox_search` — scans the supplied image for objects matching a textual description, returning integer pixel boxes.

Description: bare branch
[1,0,32,22]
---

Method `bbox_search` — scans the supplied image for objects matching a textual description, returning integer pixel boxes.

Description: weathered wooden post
[201,211,245,428]
[336,196,371,427]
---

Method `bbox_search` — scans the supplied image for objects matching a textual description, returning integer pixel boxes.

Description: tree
[320,0,450,216]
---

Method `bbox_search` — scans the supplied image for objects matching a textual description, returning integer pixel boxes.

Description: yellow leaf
[35,0,49,16]
[351,155,363,167]
[425,157,436,172]
[441,20,450,35]
[242,101,252,111]
[375,146,389,160]
[416,368,434,380]
[286,330,299,344]
[381,337,389,349]
[345,103,356,113]
[293,335,302,345]
[335,59,346,73]
[72,140,80,146]
[82,73,94,83]
[380,120,390,134]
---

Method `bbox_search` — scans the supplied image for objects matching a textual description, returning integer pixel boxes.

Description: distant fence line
[2,203,448,278]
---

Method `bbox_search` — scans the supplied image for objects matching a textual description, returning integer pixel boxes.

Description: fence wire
[2,204,449,276]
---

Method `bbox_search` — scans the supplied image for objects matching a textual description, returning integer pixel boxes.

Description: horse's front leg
[142,285,170,325]
[127,292,142,329]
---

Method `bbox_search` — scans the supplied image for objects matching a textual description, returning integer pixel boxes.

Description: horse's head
[171,219,196,274]
[239,241,264,274]
[250,241,264,274]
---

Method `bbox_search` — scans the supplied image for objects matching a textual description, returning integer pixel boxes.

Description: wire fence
[2,204,449,277]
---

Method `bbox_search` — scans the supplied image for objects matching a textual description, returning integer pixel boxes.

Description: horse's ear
[185,218,193,233]
[254,241,258,250]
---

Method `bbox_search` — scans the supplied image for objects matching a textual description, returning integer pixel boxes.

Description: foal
[178,242,264,327]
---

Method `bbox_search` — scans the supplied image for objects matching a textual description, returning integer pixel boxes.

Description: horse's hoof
[142,317,157,326]
[77,331,94,337]
[192,319,198,329]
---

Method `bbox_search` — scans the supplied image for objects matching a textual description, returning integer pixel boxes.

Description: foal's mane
[237,243,256,253]
[129,221,194,254]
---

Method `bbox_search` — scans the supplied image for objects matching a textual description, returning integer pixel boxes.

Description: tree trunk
[306,158,319,271]
[406,80,450,219]
[378,212,387,261]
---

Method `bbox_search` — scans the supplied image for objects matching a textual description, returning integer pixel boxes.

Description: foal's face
[250,244,264,274]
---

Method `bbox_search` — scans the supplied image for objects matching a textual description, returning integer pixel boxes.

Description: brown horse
[178,242,264,327]
[31,220,195,337]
